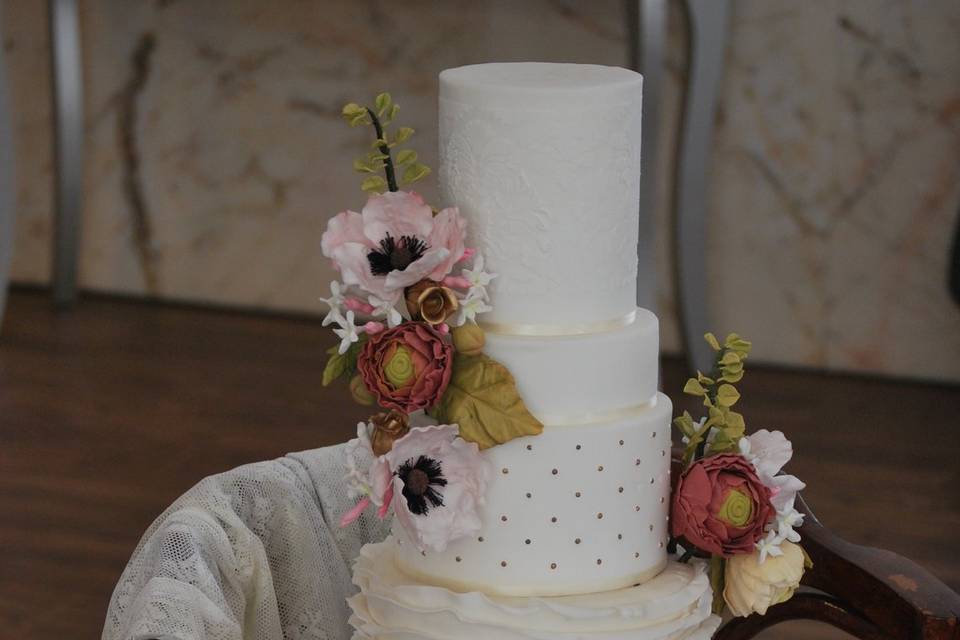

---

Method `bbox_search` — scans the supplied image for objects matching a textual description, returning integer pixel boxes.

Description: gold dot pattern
[413,426,671,581]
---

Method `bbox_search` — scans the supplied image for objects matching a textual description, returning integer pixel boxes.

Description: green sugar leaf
[433,354,543,449]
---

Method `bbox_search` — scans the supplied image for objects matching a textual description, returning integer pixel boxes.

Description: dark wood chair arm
[671,455,960,639]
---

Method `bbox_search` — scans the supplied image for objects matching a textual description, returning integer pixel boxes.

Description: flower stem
[366,107,398,192]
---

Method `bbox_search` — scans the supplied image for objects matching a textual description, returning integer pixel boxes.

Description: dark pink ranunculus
[357,322,453,413]
[671,453,774,557]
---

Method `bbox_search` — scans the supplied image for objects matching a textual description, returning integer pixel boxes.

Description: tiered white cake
[350,63,719,639]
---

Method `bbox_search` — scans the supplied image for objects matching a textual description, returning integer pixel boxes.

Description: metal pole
[50,0,83,307]
[674,0,729,373]
[0,14,15,327]
[628,0,667,314]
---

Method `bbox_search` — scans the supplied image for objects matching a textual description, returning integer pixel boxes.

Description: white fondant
[393,394,672,597]
[350,540,721,639]
[483,308,660,423]
[439,63,643,330]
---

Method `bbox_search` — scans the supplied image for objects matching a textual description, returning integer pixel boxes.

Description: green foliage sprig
[322,339,365,387]
[341,93,431,194]
[674,333,753,466]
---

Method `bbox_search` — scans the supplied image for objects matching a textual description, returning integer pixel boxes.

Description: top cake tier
[439,63,643,333]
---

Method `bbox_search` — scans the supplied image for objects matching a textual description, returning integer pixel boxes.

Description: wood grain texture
[1,290,958,639]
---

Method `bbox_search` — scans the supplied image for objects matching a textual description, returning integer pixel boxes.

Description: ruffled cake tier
[349,540,721,640]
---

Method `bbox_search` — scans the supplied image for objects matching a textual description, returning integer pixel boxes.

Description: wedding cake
[335,63,719,639]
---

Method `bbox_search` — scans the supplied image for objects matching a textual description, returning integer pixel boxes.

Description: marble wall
[3,0,959,381]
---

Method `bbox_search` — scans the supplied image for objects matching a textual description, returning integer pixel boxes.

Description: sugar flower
[405,280,459,326]
[356,322,454,413]
[340,421,393,527]
[321,191,467,303]
[725,540,805,616]
[368,294,403,328]
[739,429,792,481]
[738,429,806,558]
[774,505,804,544]
[754,528,786,564]
[460,252,496,300]
[671,453,775,557]
[452,291,493,326]
[385,425,489,552]
[332,310,361,354]
[319,281,346,327]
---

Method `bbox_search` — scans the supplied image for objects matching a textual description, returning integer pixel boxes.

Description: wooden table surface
[1,290,958,638]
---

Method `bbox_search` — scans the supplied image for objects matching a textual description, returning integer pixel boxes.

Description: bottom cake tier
[349,539,721,640]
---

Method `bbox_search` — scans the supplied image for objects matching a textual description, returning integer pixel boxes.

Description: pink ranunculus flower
[385,425,489,552]
[357,322,454,413]
[321,191,467,303]
[671,453,775,557]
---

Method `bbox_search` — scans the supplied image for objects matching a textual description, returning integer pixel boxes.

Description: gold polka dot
[597,465,604,472]
[597,512,603,519]
[501,560,507,567]
[502,468,509,474]
[550,562,558,570]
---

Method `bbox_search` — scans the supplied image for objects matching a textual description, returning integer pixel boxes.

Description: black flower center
[397,455,447,516]
[367,234,429,276]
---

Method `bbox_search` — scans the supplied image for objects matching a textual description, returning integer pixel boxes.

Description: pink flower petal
[442,276,471,290]
[321,210,368,258]
[377,483,394,519]
[362,191,434,245]
[363,321,385,335]
[339,496,371,527]
[426,207,467,281]
[344,298,375,314]
[383,248,450,292]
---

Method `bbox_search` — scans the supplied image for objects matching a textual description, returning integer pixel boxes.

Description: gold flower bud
[369,410,411,456]
[405,280,459,325]
[451,323,485,356]
[349,374,375,406]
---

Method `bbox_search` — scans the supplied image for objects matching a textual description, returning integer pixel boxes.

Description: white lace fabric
[102,444,391,640]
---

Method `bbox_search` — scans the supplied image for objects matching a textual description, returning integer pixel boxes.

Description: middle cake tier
[480,307,660,425]
[393,393,673,597]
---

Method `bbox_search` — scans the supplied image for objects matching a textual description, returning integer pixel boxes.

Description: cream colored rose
[724,541,805,617]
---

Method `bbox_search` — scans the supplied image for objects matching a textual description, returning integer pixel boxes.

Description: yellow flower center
[717,488,753,527]
[384,346,415,388]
